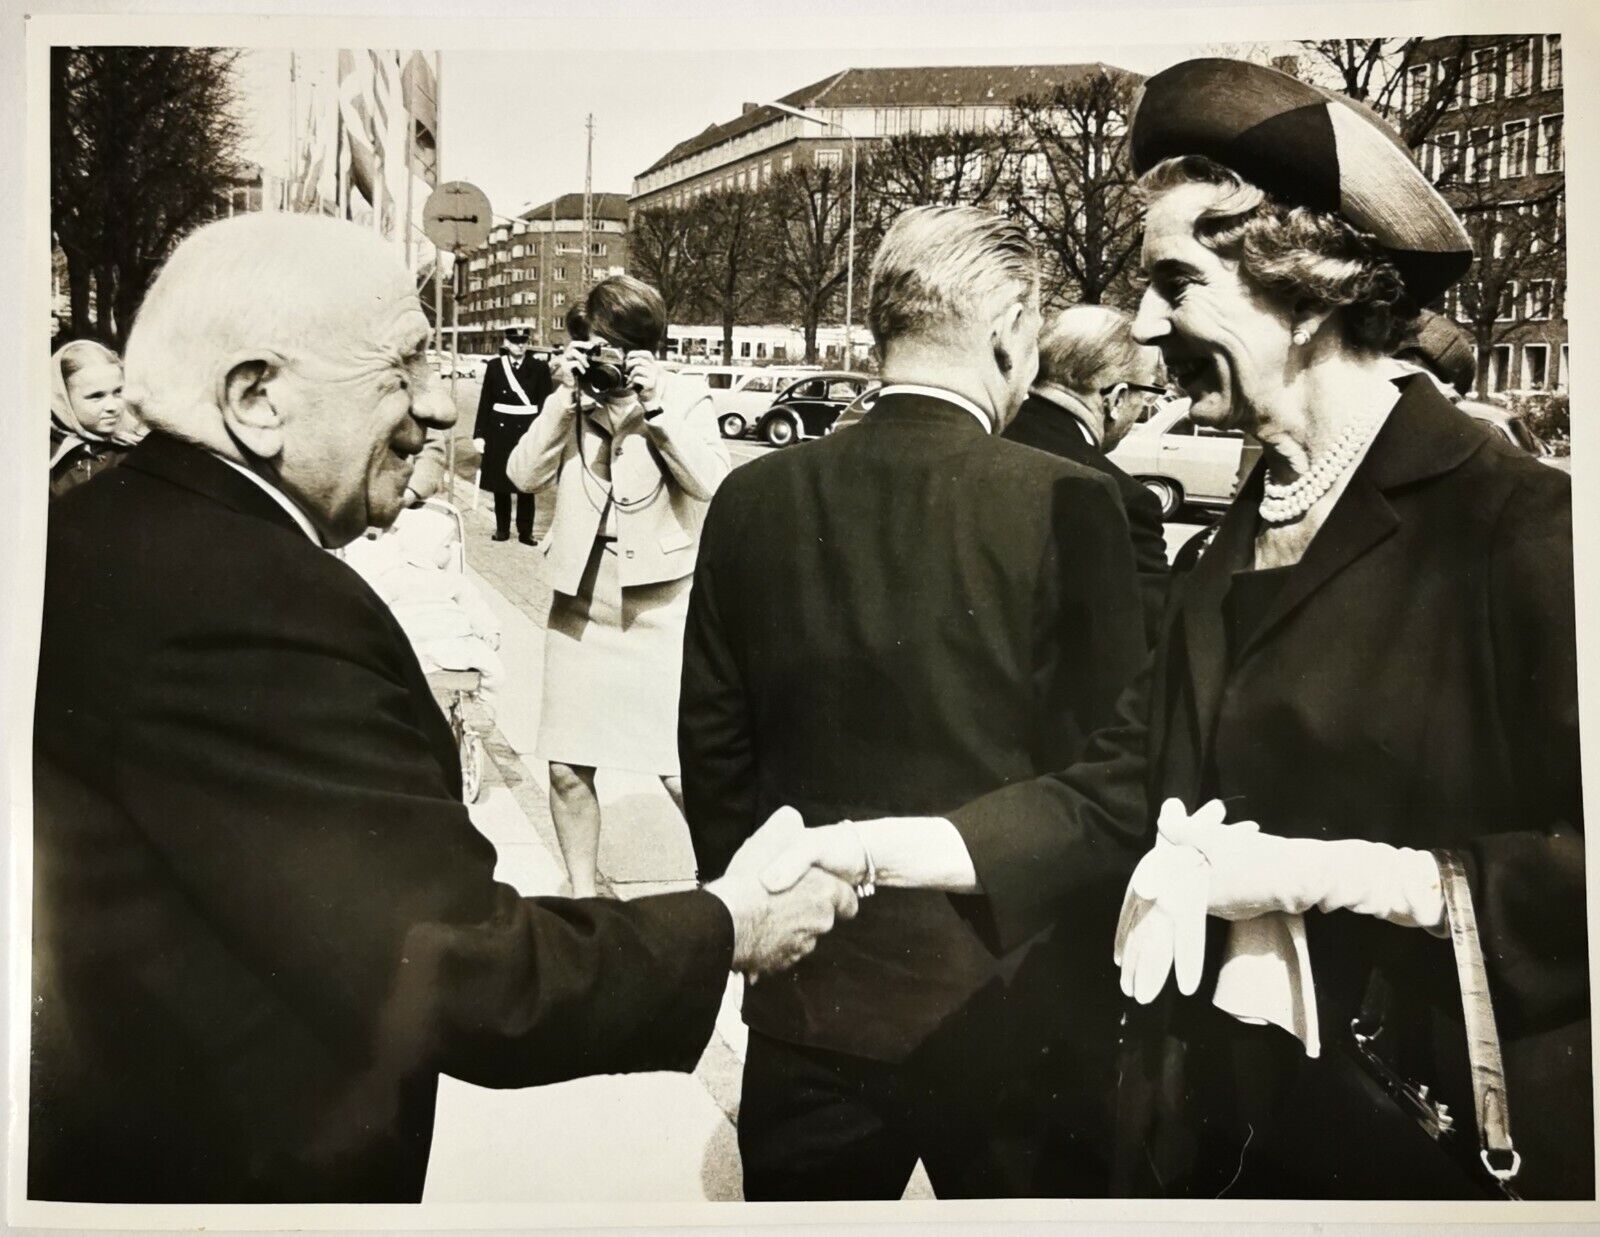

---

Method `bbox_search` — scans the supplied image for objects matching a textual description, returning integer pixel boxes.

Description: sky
[240,41,1239,224]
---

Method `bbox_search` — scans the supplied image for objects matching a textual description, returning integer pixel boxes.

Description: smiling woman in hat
[749,57,1585,1200]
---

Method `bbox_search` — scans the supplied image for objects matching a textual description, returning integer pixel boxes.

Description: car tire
[764,415,798,447]
[1140,476,1184,520]
[719,413,747,439]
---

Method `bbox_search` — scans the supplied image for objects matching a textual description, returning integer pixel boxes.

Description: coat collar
[862,389,994,436]
[1181,376,1488,757]
[122,431,316,542]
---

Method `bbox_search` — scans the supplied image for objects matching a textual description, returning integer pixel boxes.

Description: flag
[338,49,379,210]
[402,50,438,186]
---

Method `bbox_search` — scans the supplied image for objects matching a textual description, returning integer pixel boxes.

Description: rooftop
[514,191,631,223]
[638,63,1126,176]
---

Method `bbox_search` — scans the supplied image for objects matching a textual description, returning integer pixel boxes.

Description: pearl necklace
[1258,411,1386,525]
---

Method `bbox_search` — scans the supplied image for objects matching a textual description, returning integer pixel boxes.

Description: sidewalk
[421,482,750,1204]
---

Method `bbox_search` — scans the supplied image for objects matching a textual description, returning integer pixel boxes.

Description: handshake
[705,807,876,981]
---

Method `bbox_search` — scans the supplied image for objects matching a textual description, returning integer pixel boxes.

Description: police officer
[474,326,554,543]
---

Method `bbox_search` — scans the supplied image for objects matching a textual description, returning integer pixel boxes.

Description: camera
[573,339,633,399]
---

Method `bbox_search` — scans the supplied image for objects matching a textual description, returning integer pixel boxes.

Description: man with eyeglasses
[1004,304,1171,644]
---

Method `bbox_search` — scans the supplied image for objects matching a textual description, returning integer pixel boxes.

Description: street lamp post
[764,101,857,367]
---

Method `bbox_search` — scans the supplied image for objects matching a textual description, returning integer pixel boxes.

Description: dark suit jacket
[951,378,1588,1198]
[681,392,1145,1063]
[474,353,553,492]
[30,434,733,1203]
[1005,393,1169,644]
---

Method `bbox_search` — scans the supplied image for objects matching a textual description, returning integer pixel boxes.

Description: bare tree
[1004,70,1145,308]
[692,187,776,365]
[767,163,853,363]
[627,202,709,341]
[1293,37,1471,148]
[52,46,246,348]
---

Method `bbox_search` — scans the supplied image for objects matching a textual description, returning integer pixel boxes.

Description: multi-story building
[457,191,630,355]
[630,63,1112,213]
[1404,34,1565,396]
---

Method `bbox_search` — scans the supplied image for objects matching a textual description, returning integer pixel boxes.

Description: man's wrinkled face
[271,295,455,545]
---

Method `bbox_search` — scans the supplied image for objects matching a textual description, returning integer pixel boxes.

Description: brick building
[1405,34,1565,396]
[630,63,1111,213]
[457,191,630,355]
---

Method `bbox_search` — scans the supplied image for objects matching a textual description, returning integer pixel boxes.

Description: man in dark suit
[680,205,1146,1200]
[29,213,857,1204]
[1004,304,1170,644]
[473,326,552,544]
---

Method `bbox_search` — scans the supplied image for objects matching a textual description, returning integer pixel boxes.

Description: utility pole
[581,113,595,289]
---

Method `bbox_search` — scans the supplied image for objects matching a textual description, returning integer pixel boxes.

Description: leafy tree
[52,46,246,348]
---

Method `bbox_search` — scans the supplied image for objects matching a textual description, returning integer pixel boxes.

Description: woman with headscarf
[750,58,1585,1200]
[50,339,131,499]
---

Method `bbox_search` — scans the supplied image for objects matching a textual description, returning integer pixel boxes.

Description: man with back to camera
[679,205,1146,1199]
[473,325,552,544]
[1004,304,1171,645]
[29,212,859,1204]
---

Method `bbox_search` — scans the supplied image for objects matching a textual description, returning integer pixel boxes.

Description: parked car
[1459,398,1567,470]
[429,352,480,380]
[750,372,875,446]
[826,385,879,436]
[1107,399,1261,518]
[670,365,823,438]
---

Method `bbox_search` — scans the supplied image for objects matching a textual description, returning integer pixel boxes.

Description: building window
[1525,279,1554,320]
[553,265,566,280]
[1468,48,1498,106]
[782,153,794,173]
[1433,131,1459,182]
[1559,342,1569,389]
[740,341,752,358]
[1469,127,1496,182]
[1544,35,1563,89]
[1536,113,1564,173]
[1440,57,1462,110]
[590,242,606,256]
[1406,62,1431,113]
[763,160,773,185]
[1490,344,1513,392]
[553,292,567,308]
[1501,120,1529,178]
[552,316,564,332]
[1505,39,1533,97]
[756,342,767,358]
[1496,280,1519,322]
[815,148,843,170]
[1523,343,1550,389]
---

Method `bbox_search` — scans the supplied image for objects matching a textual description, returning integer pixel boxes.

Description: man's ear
[218,352,286,461]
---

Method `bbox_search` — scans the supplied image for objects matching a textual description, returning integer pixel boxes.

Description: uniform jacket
[681,391,1146,1063]
[474,353,554,493]
[505,381,729,594]
[30,434,734,1203]
[950,377,1588,1198]
[1004,392,1169,645]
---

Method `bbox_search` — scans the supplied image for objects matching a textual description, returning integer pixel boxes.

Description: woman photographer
[506,276,730,897]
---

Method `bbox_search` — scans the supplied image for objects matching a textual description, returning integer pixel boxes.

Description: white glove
[472,437,486,453]
[1113,798,1225,1003]
[1162,807,1445,929]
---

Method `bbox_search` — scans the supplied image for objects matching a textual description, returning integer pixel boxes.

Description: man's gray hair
[1037,304,1156,394]
[123,213,413,447]
[867,205,1038,349]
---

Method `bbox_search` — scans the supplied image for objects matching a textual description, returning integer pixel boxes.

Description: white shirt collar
[211,453,324,545]
[875,384,995,434]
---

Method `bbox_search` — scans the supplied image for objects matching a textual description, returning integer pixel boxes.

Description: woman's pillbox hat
[1130,57,1473,305]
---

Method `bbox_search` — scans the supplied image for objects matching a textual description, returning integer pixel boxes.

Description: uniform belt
[493,402,538,415]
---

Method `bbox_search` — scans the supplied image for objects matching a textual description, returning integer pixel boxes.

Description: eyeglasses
[1099,381,1169,398]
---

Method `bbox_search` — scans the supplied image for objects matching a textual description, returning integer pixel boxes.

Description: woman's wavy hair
[566,275,666,355]
[1138,155,1418,353]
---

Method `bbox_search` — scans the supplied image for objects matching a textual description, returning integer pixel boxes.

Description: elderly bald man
[1004,304,1171,644]
[30,214,856,1204]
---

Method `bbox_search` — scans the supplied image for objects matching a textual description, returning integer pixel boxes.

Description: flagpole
[433,50,445,359]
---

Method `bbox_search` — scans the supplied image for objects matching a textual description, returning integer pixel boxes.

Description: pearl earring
[1291,328,1311,346]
